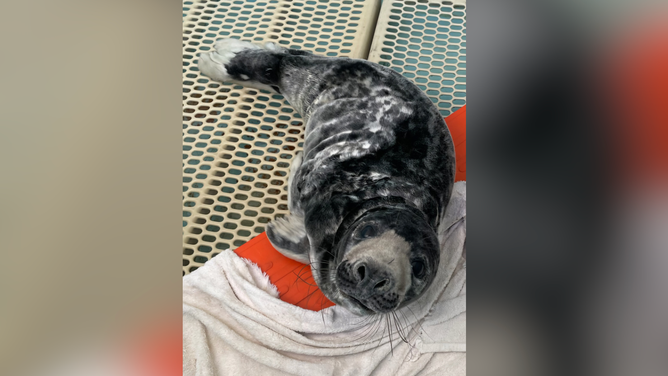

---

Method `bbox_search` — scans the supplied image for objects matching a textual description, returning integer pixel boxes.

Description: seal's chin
[336,292,375,316]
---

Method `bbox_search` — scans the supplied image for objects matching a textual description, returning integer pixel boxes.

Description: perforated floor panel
[182,0,466,276]
[182,0,381,275]
[367,0,466,116]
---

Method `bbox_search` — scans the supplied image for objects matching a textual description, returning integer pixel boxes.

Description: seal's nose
[355,263,366,281]
[336,261,399,312]
[353,262,393,296]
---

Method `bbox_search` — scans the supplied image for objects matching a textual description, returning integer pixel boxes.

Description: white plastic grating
[182,0,381,275]
[367,0,466,116]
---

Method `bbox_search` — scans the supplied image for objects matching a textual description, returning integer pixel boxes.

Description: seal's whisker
[291,263,314,286]
[398,310,419,343]
[368,315,385,348]
[405,305,432,342]
[320,305,327,327]
[392,313,405,345]
[396,311,414,345]
[370,315,385,343]
[354,316,385,345]
[399,311,416,346]
[392,312,409,344]
[386,313,395,356]
[292,272,319,287]
[304,280,314,308]
[371,315,388,356]
[351,316,380,343]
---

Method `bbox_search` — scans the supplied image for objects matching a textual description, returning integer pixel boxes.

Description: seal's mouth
[337,291,375,315]
[347,295,366,308]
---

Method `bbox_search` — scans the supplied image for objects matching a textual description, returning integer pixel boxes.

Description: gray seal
[199,39,455,316]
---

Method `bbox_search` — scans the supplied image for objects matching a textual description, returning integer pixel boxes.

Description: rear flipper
[198,38,312,94]
[266,214,310,264]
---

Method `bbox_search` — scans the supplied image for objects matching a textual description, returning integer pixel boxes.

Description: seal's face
[319,207,440,315]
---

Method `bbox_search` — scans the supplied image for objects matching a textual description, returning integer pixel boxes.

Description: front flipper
[266,214,310,264]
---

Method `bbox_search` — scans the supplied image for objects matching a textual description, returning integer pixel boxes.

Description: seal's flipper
[266,214,310,264]
[198,39,312,95]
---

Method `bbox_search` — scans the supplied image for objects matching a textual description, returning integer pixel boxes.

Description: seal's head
[319,203,440,316]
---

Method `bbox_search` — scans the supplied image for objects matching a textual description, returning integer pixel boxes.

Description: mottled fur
[199,39,455,315]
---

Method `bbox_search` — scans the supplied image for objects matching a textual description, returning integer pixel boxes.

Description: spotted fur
[199,39,455,315]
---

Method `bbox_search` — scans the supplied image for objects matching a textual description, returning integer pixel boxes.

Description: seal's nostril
[356,264,366,281]
[374,279,388,290]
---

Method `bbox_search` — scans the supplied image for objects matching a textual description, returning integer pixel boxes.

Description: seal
[199,39,455,316]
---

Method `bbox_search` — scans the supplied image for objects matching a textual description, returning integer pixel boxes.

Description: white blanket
[183,182,466,376]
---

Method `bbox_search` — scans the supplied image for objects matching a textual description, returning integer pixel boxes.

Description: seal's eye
[411,260,426,279]
[358,225,376,239]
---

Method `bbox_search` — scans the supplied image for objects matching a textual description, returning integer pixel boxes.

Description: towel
[183,182,466,376]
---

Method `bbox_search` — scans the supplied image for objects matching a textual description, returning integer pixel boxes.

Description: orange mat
[234,105,466,311]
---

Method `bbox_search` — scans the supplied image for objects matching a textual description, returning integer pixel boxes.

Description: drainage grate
[367,0,466,116]
[182,0,381,275]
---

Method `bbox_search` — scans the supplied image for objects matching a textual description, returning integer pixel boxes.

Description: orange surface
[233,106,467,311]
[234,232,336,310]
[447,105,467,182]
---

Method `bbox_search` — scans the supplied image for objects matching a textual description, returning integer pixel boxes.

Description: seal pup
[199,39,455,316]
